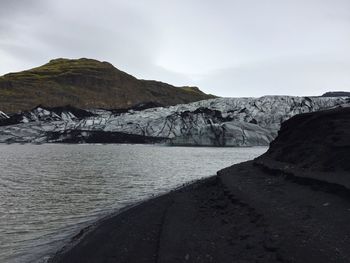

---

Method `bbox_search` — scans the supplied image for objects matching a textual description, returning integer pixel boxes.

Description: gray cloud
[196,56,350,97]
[0,0,349,96]
[0,0,45,15]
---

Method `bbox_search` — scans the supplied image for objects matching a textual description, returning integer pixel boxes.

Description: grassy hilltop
[0,58,215,113]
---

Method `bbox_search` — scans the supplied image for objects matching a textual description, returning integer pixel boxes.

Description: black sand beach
[50,107,350,263]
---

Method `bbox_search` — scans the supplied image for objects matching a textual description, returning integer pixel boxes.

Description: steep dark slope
[0,58,215,113]
[260,106,350,172]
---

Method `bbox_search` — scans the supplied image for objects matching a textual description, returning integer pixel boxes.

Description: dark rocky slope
[50,107,350,263]
[260,107,350,172]
[256,106,350,189]
[0,58,215,113]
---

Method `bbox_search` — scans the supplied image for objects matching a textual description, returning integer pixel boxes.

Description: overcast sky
[0,0,349,97]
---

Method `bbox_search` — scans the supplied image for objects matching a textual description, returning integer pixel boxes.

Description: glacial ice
[0,96,348,146]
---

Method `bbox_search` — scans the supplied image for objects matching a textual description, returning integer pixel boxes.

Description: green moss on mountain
[0,58,216,113]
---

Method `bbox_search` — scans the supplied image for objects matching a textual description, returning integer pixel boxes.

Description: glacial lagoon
[0,144,267,262]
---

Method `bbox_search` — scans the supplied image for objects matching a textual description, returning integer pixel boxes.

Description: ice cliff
[0,96,348,146]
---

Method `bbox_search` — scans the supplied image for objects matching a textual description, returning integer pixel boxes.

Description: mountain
[0,96,348,145]
[0,58,215,113]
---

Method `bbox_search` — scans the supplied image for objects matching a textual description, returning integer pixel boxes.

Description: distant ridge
[0,58,215,113]
[321,91,350,97]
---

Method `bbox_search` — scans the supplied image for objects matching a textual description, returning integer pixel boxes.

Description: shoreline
[48,177,218,263]
[49,160,350,263]
[47,177,209,262]
[2,144,259,263]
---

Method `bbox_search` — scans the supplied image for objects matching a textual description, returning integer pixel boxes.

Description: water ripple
[0,144,267,263]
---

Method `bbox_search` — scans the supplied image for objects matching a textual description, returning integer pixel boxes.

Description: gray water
[0,144,267,263]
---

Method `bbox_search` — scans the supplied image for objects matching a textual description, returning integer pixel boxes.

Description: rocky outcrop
[255,105,350,190]
[0,96,348,145]
[258,106,350,171]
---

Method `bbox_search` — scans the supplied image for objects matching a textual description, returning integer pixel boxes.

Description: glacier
[0,96,348,146]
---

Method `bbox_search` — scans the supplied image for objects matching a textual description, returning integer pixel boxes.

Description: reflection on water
[0,144,267,262]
